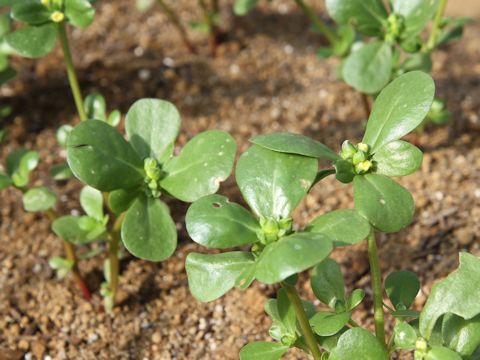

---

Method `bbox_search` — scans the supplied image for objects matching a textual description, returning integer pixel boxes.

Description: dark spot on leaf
[212,202,222,208]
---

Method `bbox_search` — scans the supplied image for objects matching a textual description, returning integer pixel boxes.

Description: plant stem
[293,0,338,46]
[108,213,125,307]
[425,0,447,52]
[367,230,386,347]
[198,0,219,57]
[56,22,87,121]
[281,282,322,360]
[45,209,92,300]
[156,0,198,54]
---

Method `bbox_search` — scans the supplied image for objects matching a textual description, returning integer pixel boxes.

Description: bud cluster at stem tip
[51,11,65,23]
[385,13,405,43]
[257,217,293,245]
[144,158,165,198]
[340,140,373,174]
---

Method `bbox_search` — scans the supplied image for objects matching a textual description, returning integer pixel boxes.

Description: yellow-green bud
[415,338,428,352]
[41,0,50,6]
[352,151,367,165]
[355,160,373,174]
[341,140,357,160]
[357,142,369,153]
[51,11,65,23]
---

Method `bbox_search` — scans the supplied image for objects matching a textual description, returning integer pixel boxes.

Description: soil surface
[1,1,479,359]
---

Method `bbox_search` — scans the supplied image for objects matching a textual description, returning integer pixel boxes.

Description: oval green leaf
[108,188,140,215]
[84,92,107,121]
[23,186,56,212]
[353,174,414,233]
[425,346,462,360]
[160,130,236,202]
[0,172,12,190]
[391,0,439,40]
[372,140,423,177]
[342,41,393,95]
[363,71,435,152]
[65,0,95,28]
[255,232,333,284]
[50,163,74,180]
[186,251,255,302]
[329,328,388,360]
[5,23,56,59]
[393,321,417,350]
[67,120,143,191]
[79,185,104,221]
[385,270,420,310]
[52,215,103,244]
[186,194,260,249]
[442,313,480,358]
[236,145,317,219]
[310,311,351,337]
[311,258,345,308]
[121,195,177,261]
[239,342,289,360]
[6,148,39,188]
[11,0,51,25]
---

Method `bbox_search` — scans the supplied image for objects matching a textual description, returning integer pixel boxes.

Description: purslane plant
[185,71,480,358]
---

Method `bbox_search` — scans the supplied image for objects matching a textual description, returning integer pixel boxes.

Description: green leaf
[342,41,393,95]
[307,209,371,247]
[277,288,296,334]
[391,0,439,39]
[420,253,480,339]
[48,256,73,279]
[425,346,462,360]
[185,194,260,249]
[6,149,39,188]
[52,215,103,244]
[400,53,432,74]
[391,309,420,319]
[67,120,143,191]
[363,71,435,152]
[393,321,417,350]
[325,0,388,36]
[334,159,355,184]
[108,188,140,215]
[160,130,236,202]
[121,195,177,261]
[56,124,73,148]
[311,258,345,308]
[442,314,480,358]
[255,232,333,284]
[310,311,351,337]
[329,328,388,360]
[372,140,423,177]
[239,342,289,360]
[84,92,107,121]
[79,185,103,220]
[353,174,414,233]
[236,145,317,219]
[107,110,121,127]
[65,0,95,28]
[11,0,51,25]
[385,270,420,309]
[6,23,56,58]
[0,171,12,190]
[250,132,339,161]
[23,186,56,212]
[347,288,365,310]
[50,163,73,180]
[186,251,255,302]
[233,0,258,16]
[125,99,180,163]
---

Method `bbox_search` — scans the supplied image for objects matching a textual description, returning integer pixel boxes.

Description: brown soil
[1,1,479,359]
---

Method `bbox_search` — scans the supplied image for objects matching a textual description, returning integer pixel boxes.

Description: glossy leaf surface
[372,140,423,177]
[23,186,56,212]
[329,328,388,360]
[385,270,420,309]
[6,24,56,58]
[311,258,345,308]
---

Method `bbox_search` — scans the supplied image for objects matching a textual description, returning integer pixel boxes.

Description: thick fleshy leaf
[420,253,480,339]
[255,232,332,284]
[65,0,95,28]
[250,132,339,161]
[329,328,388,360]
[373,140,423,177]
[52,215,103,244]
[233,0,258,16]
[125,99,180,162]
[239,342,289,360]
[310,311,351,336]
[425,346,462,360]
[236,145,317,219]
[121,195,177,261]
[56,124,73,148]
[51,163,74,180]
[23,186,56,212]
[353,174,414,233]
[6,149,39,188]
[0,171,12,190]
[363,71,435,152]
[84,93,107,121]
[385,270,420,309]
[334,159,355,184]
[442,314,480,358]
[161,130,236,202]
[277,288,296,334]
[325,0,388,36]
[108,188,140,215]
[391,309,420,319]
[342,41,393,95]
[393,321,417,350]
[391,0,439,39]
[311,258,345,308]
[307,209,371,246]
[347,289,365,310]
[67,120,144,191]
[5,24,56,58]
[186,251,255,302]
[107,110,121,127]
[186,194,260,249]
[80,186,103,221]
[11,0,51,25]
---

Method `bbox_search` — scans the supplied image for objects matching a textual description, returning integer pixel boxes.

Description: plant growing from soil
[185,71,480,358]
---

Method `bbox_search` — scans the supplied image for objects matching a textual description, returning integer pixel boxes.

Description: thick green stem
[157,0,198,54]
[294,0,338,45]
[425,0,447,52]
[56,22,87,121]
[108,213,125,307]
[281,282,322,360]
[367,230,386,346]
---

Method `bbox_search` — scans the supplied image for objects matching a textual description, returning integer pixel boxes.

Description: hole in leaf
[212,202,222,208]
